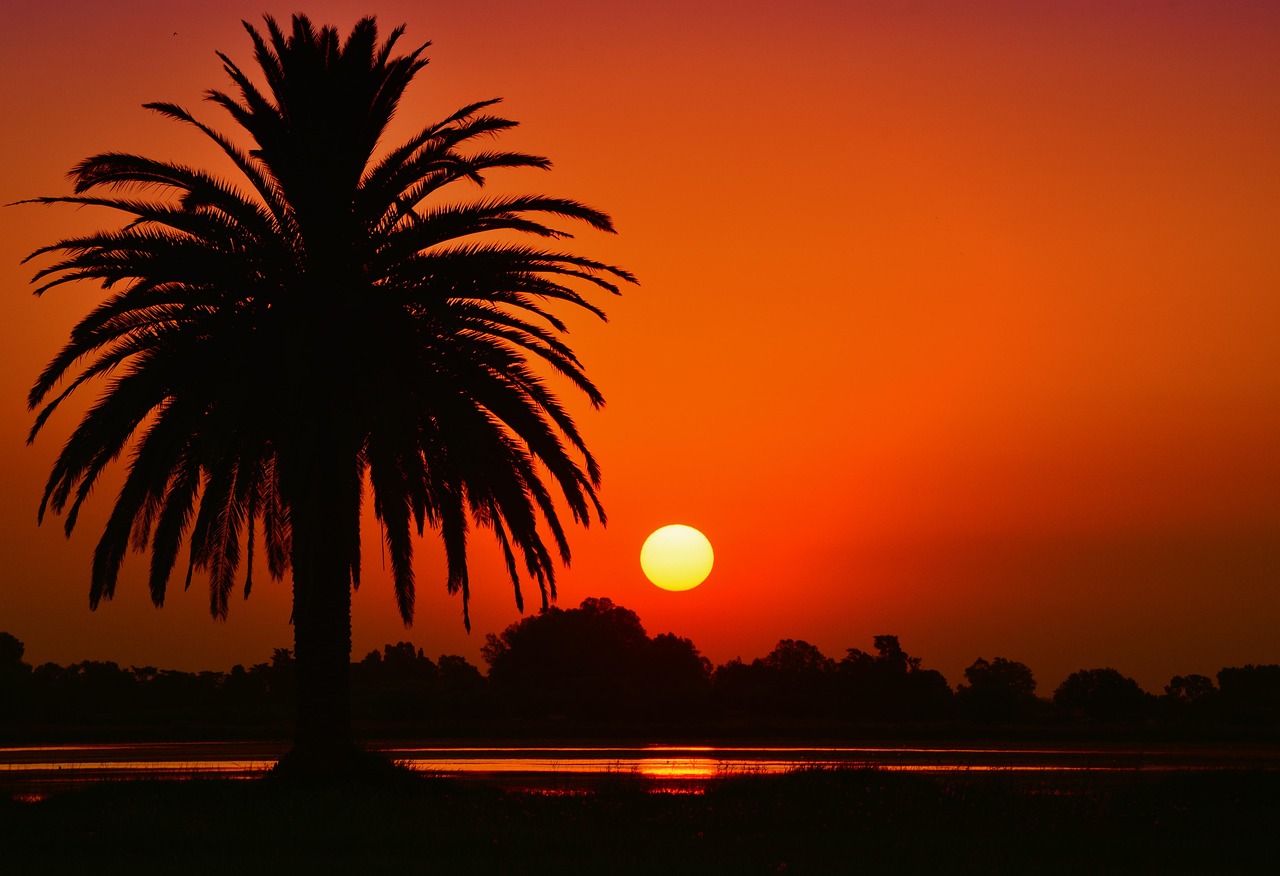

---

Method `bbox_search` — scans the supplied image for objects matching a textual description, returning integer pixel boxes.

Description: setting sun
[640,525,714,591]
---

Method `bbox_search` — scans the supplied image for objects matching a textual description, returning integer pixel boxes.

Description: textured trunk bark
[277,434,361,777]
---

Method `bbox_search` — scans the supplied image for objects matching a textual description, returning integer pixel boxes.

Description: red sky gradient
[2,1,1277,692]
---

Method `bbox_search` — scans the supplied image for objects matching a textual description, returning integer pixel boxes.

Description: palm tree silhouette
[21,14,633,776]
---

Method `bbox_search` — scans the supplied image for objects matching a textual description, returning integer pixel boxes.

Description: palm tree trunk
[289,533,354,771]
[277,434,361,776]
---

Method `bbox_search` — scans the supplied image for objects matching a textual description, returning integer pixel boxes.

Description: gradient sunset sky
[2,1,1277,693]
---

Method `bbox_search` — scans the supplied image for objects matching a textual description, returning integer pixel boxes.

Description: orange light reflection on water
[5,743,1278,801]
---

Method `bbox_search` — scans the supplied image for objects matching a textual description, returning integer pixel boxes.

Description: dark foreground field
[3,768,1277,874]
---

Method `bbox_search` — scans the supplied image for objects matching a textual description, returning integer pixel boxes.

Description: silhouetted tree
[1053,668,1152,723]
[761,639,837,676]
[838,635,952,720]
[0,633,25,668]
[1216,664,1280,726]
[22,14,631,776]
[1164,674,1217,704]
[483,597,708,720]
[1159,673,1218,724]
[648,632,714,713]
[0,633,33,724]
[352,642,439,721]
[222,662,278,721]
[28,660,141,725]
[710,658,755,713]
[435,654,491,716]
[437,654,485,689]
[713,640,837,717]
[956,657,1040,722]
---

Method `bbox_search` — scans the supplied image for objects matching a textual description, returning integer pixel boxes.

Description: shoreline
[6,737,1279,804]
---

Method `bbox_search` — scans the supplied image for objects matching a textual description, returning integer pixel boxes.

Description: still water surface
[3,742,1274,800]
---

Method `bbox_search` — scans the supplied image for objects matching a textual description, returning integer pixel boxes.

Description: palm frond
[24,13,633,632]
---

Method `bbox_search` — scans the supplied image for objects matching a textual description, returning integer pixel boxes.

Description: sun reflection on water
[4,743,1276,800]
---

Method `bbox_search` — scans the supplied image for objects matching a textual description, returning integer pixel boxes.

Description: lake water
[3,741,1275,800]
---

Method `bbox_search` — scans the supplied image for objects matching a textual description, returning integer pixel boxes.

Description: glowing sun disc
[641,524,714,591]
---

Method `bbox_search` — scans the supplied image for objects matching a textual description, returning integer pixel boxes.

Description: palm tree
[21,14,633,775]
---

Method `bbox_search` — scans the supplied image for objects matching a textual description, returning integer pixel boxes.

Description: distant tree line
[2,598,1278,737]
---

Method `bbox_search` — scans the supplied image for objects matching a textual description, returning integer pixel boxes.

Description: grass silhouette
[3,767,1277,873]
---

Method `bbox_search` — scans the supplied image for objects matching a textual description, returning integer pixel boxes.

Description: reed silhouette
[20,14,632,778]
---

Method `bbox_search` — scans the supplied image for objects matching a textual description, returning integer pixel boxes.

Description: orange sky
[2,1,1278,693]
